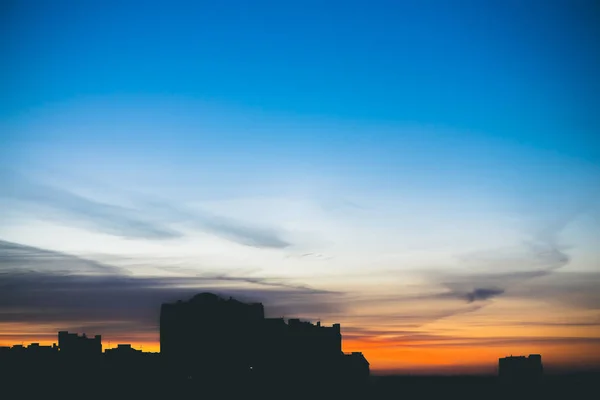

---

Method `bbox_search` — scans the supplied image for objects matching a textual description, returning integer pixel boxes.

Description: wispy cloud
[0,172,181,240]
[326,300,486,331]
[155,265,336,294]
[430,226,574,307]
[194,213,290,248]
[384,335,600,349]
[0,239,122,274]
[508,272,600,310]
[284,252,334,260]
[0,170,292,248]
[139,199,291,249]
[463,288,505,303]
[0,240,343,339]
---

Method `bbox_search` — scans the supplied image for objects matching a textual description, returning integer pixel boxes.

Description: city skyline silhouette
[1,1,599,396]
[1,292,597,399]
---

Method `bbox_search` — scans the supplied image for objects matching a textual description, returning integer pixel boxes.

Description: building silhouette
[499,354,543,381]
[105,343,142,355]
[0,299,574,399]
[0,293,372,397]
[58,331,102,358]
[160,292,265,378]
[160,292,370,389]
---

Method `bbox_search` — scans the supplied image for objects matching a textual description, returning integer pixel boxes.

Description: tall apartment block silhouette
[160,293,369,385]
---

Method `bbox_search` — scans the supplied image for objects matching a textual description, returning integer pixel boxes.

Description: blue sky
[1,0,599,372]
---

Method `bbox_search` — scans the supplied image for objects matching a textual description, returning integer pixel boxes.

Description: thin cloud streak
[427,233,574,309]
[0,239,122,274]
[0,240,345,340]
[464,288,505,303]
[0,170,292,248]
[0,172,181,240]
[138,199,291,249]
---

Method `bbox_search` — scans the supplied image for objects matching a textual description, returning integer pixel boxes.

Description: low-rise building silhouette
[499,354,543,380]
[58,331,102,357]
[105,344,142,355]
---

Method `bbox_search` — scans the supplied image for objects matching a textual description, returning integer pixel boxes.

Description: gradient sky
[1,0,599,374]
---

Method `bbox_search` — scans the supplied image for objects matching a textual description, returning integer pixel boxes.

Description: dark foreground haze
[0,367,597,400]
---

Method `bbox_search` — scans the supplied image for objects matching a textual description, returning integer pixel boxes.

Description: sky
[1,0,599,374]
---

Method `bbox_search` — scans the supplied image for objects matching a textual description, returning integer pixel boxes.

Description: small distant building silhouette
[0,342,59,356]
[499,354,543,380]
[27,342,58,355]
[58,331,102,358]
[105,344,142,356]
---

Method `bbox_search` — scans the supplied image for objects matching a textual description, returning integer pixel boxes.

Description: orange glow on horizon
[3,334,599,374]
[342,337,600,374]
